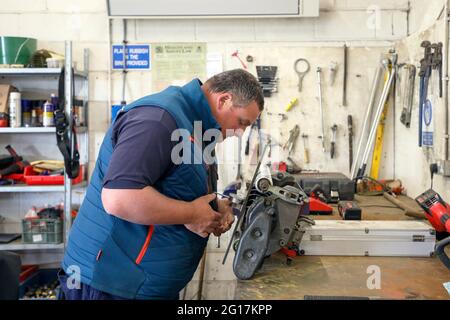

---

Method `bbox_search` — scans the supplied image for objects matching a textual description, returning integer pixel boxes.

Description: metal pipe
[107,18,112,122]
[83,48,89,178]
[121,19,128,105]
[351,65,382,179]
[64,41,73,245]
[444,0,449,160]
[360,61,396,172]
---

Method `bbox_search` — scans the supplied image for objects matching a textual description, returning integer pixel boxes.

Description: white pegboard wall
[215,43,390,191]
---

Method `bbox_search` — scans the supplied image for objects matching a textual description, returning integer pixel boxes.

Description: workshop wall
[392,15,450,200]
[0,0,410,174]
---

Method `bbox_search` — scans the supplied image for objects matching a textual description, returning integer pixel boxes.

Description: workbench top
[233,194,450,300]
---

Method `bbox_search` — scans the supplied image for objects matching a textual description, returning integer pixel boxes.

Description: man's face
[215,94,261,137]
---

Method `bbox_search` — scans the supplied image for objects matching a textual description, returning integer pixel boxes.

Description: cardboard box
[0,84,17,114]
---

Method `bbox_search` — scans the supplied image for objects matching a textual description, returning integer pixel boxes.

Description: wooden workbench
[234,194,450,300]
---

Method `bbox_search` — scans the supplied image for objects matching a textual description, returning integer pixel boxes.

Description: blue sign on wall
[112,44,151,70]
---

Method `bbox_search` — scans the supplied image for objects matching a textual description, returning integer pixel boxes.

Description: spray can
[21,99,32,127]
[43,100,55,127]
[50,93,58,108]
[9,92,21,128]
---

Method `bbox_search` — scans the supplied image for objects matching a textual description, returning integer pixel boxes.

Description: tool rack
[0,41,89,265]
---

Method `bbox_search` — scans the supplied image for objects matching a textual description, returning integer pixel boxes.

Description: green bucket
[0,36,37,65]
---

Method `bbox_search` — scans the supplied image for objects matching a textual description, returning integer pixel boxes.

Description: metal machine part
[229,170,313,280]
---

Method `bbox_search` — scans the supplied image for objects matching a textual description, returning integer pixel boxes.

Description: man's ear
[217,93,232,110]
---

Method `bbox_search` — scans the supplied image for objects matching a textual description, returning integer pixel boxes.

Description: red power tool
[415,189,450,269]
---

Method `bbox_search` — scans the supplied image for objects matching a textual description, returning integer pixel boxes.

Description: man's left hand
[213,198,235,236]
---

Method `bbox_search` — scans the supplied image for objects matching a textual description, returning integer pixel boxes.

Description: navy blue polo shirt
[103,106,178,189]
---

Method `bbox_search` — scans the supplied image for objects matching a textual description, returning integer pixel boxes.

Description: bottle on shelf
[9,92,21,128]
[43,100,55,127]
[22,99,32,127]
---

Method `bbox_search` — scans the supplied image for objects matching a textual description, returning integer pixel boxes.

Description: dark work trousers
[57,269,126,300]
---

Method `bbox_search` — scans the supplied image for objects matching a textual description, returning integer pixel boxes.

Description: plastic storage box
[24,165,83,185]
[19,268,60,300]
[21,218,63,244]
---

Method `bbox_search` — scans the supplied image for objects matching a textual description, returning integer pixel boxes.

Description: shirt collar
[180,79,221,133]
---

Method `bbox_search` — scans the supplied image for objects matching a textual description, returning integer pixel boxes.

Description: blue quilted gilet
[62,79,220,299]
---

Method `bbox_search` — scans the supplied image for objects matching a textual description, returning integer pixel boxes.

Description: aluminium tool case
[298,220,436,257]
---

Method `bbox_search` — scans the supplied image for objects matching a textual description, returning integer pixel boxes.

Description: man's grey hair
[204,69,264,111]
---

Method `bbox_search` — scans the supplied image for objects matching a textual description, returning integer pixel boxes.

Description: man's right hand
[185,194,222,238]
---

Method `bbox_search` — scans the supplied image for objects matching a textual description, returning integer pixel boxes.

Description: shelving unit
[0,182,87,193]
[0,41,89,264]
[0,127,87,133]
[0,67,88,78]
[0,239,64,251]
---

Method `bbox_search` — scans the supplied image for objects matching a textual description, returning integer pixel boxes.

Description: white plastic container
[9,92,21,127]
[46,57,64,68]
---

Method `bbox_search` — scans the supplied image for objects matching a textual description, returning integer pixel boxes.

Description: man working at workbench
[58,69,264,300]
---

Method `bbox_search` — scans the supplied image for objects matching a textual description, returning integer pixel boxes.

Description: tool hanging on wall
[351,62,382,179]
[418,42,443,148]
[294,58,310,92]
[370,50,397,180]
[351,51,396,180]
[330,124,338,159]
[55,67,80,179]
[316,67,326,153]
[285,97,298,112]
[283,125,300,156]
[231,50,248,69]
[347,115,353,172]
[342,44,348,106]
[418,41,433,147]
[244,115,262,159]
[329,61,338,86]
[301,134,310,164]
[399,64,416,128]
[256,66,278,97]
[267,112,287,121]
[431,42,443,98]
